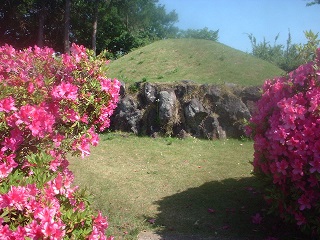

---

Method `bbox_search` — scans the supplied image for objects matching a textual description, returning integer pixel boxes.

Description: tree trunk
[64,0,71,54]
[92,0,98,55]
[37,0,45,47]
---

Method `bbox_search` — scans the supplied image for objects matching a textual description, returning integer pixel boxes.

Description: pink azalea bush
[0,43,120,239]
[247,48,320,236]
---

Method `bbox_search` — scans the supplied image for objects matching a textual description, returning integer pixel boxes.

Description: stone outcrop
[110,81,261,139]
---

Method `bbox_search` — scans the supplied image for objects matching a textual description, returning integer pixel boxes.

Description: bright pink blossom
[0,96,17,112]
[0,44,117,239]
[0,153,18,178]
[298,194,312,210]
[52,82,78,100]
[309,158,320,173]
[276,160,288,175]
[248,48,320,234]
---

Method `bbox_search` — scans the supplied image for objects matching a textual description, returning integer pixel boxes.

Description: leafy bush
[247,48,320,237]
[296,30,320,64]
[0,43,120,239]
[177,27,219,41]
[247,31,304,72]
[248,31,320,73]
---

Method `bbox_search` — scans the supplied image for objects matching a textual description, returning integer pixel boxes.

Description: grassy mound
[107,39,284,86]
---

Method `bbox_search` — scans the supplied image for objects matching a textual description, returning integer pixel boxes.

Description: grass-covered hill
[107,38,284,86]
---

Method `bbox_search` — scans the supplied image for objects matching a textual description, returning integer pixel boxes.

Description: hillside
[107,39,285,86]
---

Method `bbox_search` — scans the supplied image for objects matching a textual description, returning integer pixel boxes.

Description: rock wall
[110,81,261,139]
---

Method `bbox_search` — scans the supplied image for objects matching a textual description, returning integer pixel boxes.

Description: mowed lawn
[69,132,303,240]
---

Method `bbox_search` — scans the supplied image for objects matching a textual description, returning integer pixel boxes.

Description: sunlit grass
[69,133,303,240]
[107,39,284,86]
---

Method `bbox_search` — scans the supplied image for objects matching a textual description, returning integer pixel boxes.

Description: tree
[177,27,219,41]
[0,0,179,55]
[296,30,320,63]
[92,0,99,55]
[64,0,71,53]
[247,32,304,72]
[0,0,37,48]
[306,0,320,6]
[0,0,65,51]
[98,0,179,55]
[37,0,46,47]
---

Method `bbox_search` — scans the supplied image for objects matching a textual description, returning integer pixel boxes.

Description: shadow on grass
[147,177,306,240]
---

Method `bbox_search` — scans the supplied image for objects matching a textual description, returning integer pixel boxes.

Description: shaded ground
[138,231,245,240]
[141,177,307,240]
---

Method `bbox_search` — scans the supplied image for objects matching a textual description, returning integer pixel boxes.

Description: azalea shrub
[0,43,120,239]
[247,48,320,236]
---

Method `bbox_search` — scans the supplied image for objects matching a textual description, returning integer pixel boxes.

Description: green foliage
[128,82,141,93]
[306,0,320,6]
[248,30,320,72]
[296,30,320,63]
[0,0,179,55]
[247,31,304,72]
[177,27,219,41]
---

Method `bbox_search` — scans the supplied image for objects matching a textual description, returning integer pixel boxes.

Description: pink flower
[4,186,28,211]
[2,127,24,152]
[15,104,34,125]
[49,173,64,195]
[0,153,18,178]
[72,134,91,158]
[309,159,320,173]
[148,218,156,224]
[52,133,65,148]
[51,82,78,100]
[41,220,65,239]
[207,208,216,214]
[0,96,17,112]
[28,107,55,137]
[70,43,87,59]
[88,126,99,146]
[89,226,107,240]
[80,113,88,123]
[291,159,304,176]
[298,194,312,210]
[24,220,45,239]
[251,213,263,224]
[308,175,319,187]
[34,207,56,223]
[28,82,35,94]
[0,224,14,239]
[62,107,80,122]
[294,212,306,226]
[0,44,117,239]
[276,159,289,175]
[99,76,111,92]
[93,211,109,231]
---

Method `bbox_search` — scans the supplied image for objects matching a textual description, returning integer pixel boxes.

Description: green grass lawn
[69,132,304,240]
[107,39,284,86]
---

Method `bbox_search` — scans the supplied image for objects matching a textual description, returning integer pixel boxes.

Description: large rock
[158,90,177,122]
[109,82,260,139]
[240,86,261,115]
[215,93,251,138]
[199,115,226,139]
[143,82,157,104]
[184,98,208,134]
[110,96,142,134]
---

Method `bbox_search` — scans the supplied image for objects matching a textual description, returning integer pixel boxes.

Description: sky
[158,0,320,53]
